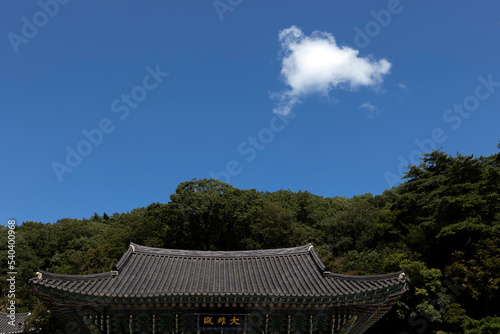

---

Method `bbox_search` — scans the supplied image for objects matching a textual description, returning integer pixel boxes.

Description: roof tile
[30,244,408,300]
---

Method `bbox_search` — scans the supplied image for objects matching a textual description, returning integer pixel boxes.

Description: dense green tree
[445,236,500,317]
[463,316,500,334]
[323,195,379,255]
[396,150,500,266]
[163,179,261,250]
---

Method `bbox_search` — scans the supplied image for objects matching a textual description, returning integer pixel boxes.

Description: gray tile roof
[0,312,31,334]
[30,243,407,300]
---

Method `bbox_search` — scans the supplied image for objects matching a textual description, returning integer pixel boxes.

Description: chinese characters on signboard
[198,314,246,330]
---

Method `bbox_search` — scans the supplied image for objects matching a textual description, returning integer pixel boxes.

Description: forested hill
[1,147,499,333]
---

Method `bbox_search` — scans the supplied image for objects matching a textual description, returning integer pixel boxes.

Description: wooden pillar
[331,312,335,334]
[97,314,100,331]
[109,312,115,333]
[103,311,108,334]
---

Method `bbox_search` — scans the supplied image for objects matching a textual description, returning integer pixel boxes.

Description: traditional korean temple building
[30,243,409,334]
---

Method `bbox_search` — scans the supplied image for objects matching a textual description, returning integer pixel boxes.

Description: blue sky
[1,0,499,225]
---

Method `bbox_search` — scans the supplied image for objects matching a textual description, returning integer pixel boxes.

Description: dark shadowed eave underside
[30,243,408,300]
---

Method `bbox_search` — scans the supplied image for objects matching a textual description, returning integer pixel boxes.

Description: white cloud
[398,83,407,90]
[273,26,392,115]
[359,102,381,118]
[359,102,377,111]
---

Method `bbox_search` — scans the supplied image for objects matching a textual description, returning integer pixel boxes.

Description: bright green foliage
[463,317,500,334]
[443,303,469,333]
[445,237,500,314]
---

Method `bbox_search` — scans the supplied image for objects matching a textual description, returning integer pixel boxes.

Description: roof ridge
[307,245,326,272]
[115,244,134,271]
[0,312,31,317]
[324,270,406,281]
[30,270,112,282]
[129,243,313,258]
